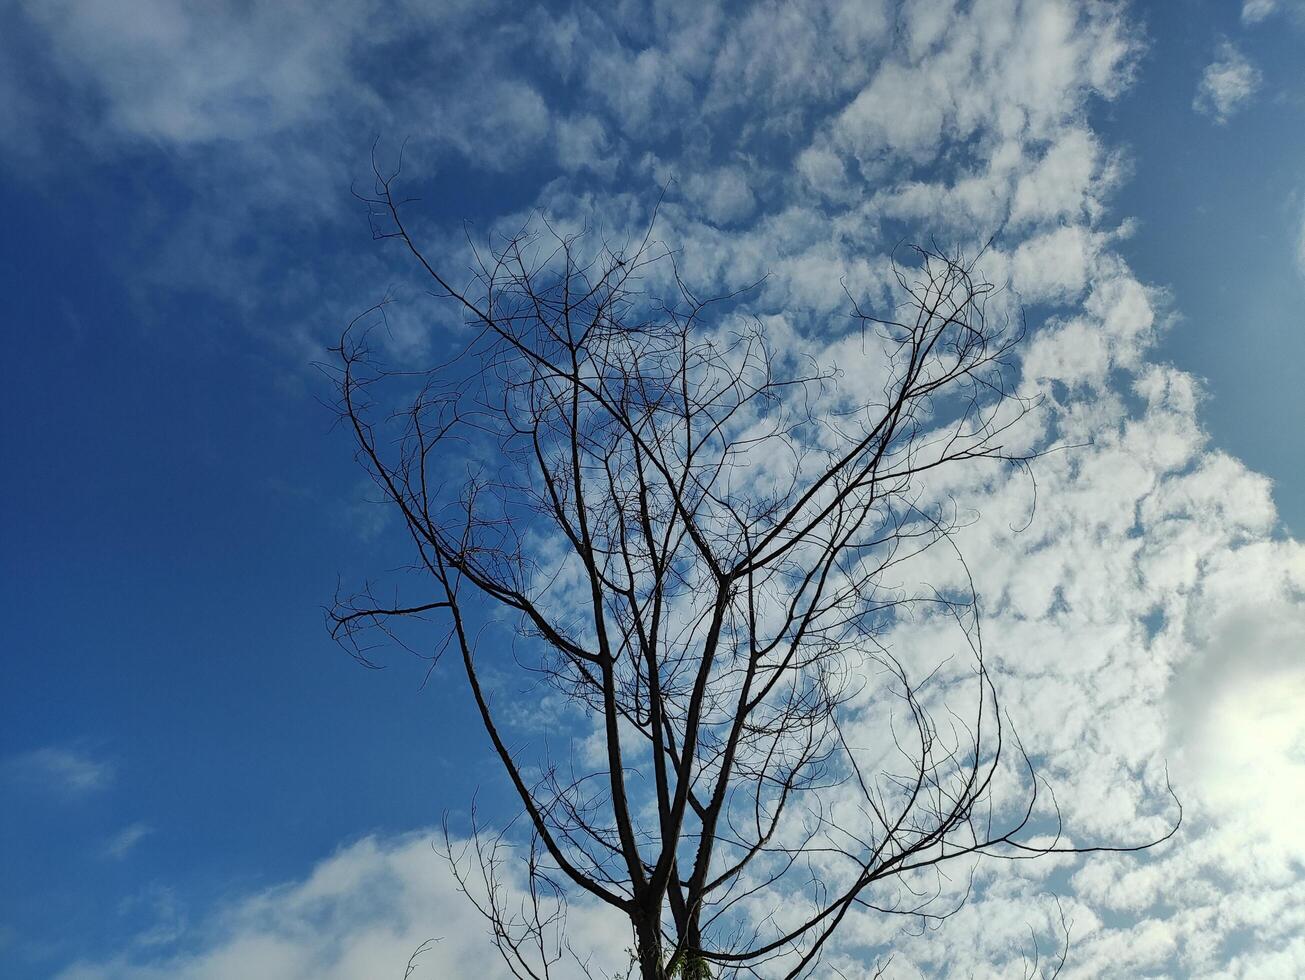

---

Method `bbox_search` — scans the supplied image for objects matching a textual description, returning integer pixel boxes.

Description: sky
[1,0,1303,977]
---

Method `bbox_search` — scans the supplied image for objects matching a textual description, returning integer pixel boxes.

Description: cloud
[1238,0,1305,23]
[1243,0,1279,21]
[57,831,626,980]
[10,0,1305,975]
[472,4,1302,973]
[5,746,115,797]
[117,885,188,951]
[10,0,536,160]
[555,114,616,176]
[702,0,890,119]
[104,824,153,861]
[1193,42,1262,123]
[827,0,1137,172]
[18,0,350,145]
[682,165,759,226]
[1009,127,1121,226]
[1168,540,1305,846]
[791,264,1303,977]
[4,0,578,195]
[0,1,594,361]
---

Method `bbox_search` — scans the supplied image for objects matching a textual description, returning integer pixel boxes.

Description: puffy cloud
[796,141,855,201]
[1193,42,1262,124]
[341,19,1304,973]
[1011,225,1099,303]
[566,6,1304,973]
[1010,128,1118,226]
[802,265,1302,975]
[702,0,891,117]
[829,0,1136,172]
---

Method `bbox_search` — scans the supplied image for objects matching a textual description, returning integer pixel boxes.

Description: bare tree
[329,165,1179,979]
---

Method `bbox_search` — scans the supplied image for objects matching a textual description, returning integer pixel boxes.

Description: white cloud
[1193,42,1262,124]
[828,0,1137,174]
[521,5,1303,972]
[796,141,854,201]
[13,0,557,172]
[19,0,361,145]
[58,831,626,980]
[5,746,115,797]
[555,114,616,176]
[803,283,1303,975]
[683,165,758,226]
[1242,0,1279,23]
[1011,225,1100,303]
[701,0,891,118]
[1009,127,1118,226]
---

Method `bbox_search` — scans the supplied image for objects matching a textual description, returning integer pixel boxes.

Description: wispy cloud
[116,885,187,951]
[104,823,153,861]
[1243,0,1279,22]
[1297,201,1305,279]
[1242,0,1305,23]
[1194,42,1262,123]
[5,747,115,797]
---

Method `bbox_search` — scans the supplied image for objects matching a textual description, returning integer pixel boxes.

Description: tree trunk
[635,909,665,980]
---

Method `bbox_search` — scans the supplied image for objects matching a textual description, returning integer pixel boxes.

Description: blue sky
[2,1,1303,977]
